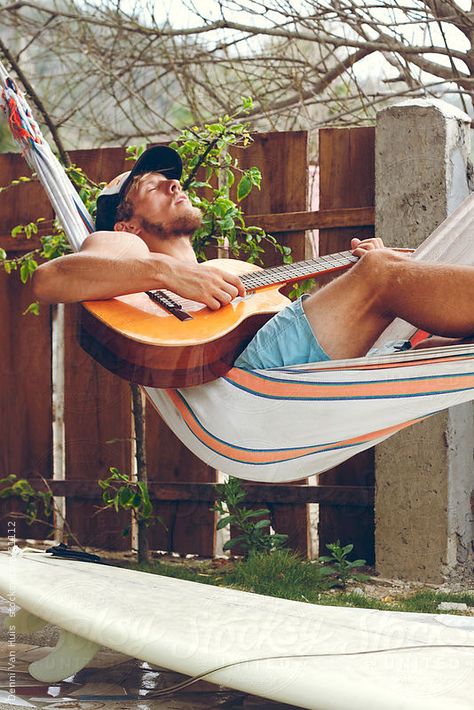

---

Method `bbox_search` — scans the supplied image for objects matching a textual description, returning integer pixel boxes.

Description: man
[32,146,474,369]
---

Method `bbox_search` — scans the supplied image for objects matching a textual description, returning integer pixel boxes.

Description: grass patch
[316,592,387,610]
[224,548,333,602]
[394,590,474,614]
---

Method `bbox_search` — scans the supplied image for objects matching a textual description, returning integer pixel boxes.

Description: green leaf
[244,509,270,519]
[226,170,235,188]
[11,225,24,238]
[247,167,262,188]
[137,480,151,501]
[189,181,211,189]
[0,248,6,260]
[126,144,146,161]
[237,176,252,202]
[141,501,153,519]
[223,535,247,550]
[119,488,134,506]
[20,258,37,284]
[22,301,40,316]
[216,515,233,530]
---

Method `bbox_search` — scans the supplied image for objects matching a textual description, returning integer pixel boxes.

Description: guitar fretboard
[239,250,358,290]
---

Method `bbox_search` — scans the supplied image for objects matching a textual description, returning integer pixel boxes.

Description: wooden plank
[63,148,133,551]
[24,480,375,506]
[245,207,374,233]
[234,131,310,556]
[237,131,308,265]
[145,399,217,556]
[0,233,44,252]
[0,265,53,540]
[0,151,54,540]
[63,301,132,550]
[317,126,376,564]
[319,127,375,255]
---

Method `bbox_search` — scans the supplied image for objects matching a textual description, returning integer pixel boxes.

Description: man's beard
[140,206,202,240]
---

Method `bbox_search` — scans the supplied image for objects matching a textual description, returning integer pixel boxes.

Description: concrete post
[375,99,474,583]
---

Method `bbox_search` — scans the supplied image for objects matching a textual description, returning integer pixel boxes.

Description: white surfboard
[0,551,473,710]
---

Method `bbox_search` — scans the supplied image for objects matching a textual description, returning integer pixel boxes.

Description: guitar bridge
[146,290,193,321]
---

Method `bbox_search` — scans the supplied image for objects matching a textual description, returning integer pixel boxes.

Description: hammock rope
[0,62,94,248]
[1,61,473,482]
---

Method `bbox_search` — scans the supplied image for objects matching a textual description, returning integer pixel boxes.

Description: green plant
[318,540,369,588]
[211,476,288,558]
[97,466,166,537]
[0,473,53,525]
[128,97,291,265]
[0,473,83,547]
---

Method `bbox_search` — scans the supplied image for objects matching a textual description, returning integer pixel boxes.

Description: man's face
[125,172,202,239]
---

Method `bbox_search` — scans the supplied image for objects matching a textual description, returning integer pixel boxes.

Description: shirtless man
[32,146,474,369]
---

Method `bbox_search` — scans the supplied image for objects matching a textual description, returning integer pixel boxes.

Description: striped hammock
[1,62,473,482]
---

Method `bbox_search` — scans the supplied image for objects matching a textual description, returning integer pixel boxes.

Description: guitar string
[146,251,358,312]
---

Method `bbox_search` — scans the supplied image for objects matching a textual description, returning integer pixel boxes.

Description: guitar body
[80,259,291,388]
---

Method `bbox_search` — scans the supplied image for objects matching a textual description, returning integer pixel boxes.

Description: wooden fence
[0,127,375,560]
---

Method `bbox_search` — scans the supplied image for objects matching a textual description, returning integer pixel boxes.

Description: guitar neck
[239,250,359,290]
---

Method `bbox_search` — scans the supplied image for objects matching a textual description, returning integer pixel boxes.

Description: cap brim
[119,145,182,200]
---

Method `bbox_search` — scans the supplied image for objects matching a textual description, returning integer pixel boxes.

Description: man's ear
[114,221,142,236]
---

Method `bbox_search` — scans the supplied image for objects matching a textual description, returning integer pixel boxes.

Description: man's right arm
[32,231,245,309]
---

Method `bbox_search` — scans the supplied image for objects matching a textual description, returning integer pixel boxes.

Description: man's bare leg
[302,249,474,360]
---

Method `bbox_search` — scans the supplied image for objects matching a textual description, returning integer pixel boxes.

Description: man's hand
[163,260,246,311]
[351,237,385,257]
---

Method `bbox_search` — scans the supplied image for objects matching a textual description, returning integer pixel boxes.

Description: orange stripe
[165,389,425,464]
[227,368,474,400]
[273,353,474,373]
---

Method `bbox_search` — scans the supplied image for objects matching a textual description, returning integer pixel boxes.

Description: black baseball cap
[95,145,182,231]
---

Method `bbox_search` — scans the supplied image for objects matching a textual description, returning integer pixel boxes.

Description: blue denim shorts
[234,295,330,370]
[233,295,412,370]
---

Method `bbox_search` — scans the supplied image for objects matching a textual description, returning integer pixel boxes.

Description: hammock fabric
[1,63,473,482]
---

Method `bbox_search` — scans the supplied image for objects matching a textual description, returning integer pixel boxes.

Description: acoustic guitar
[79,250,360,388]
